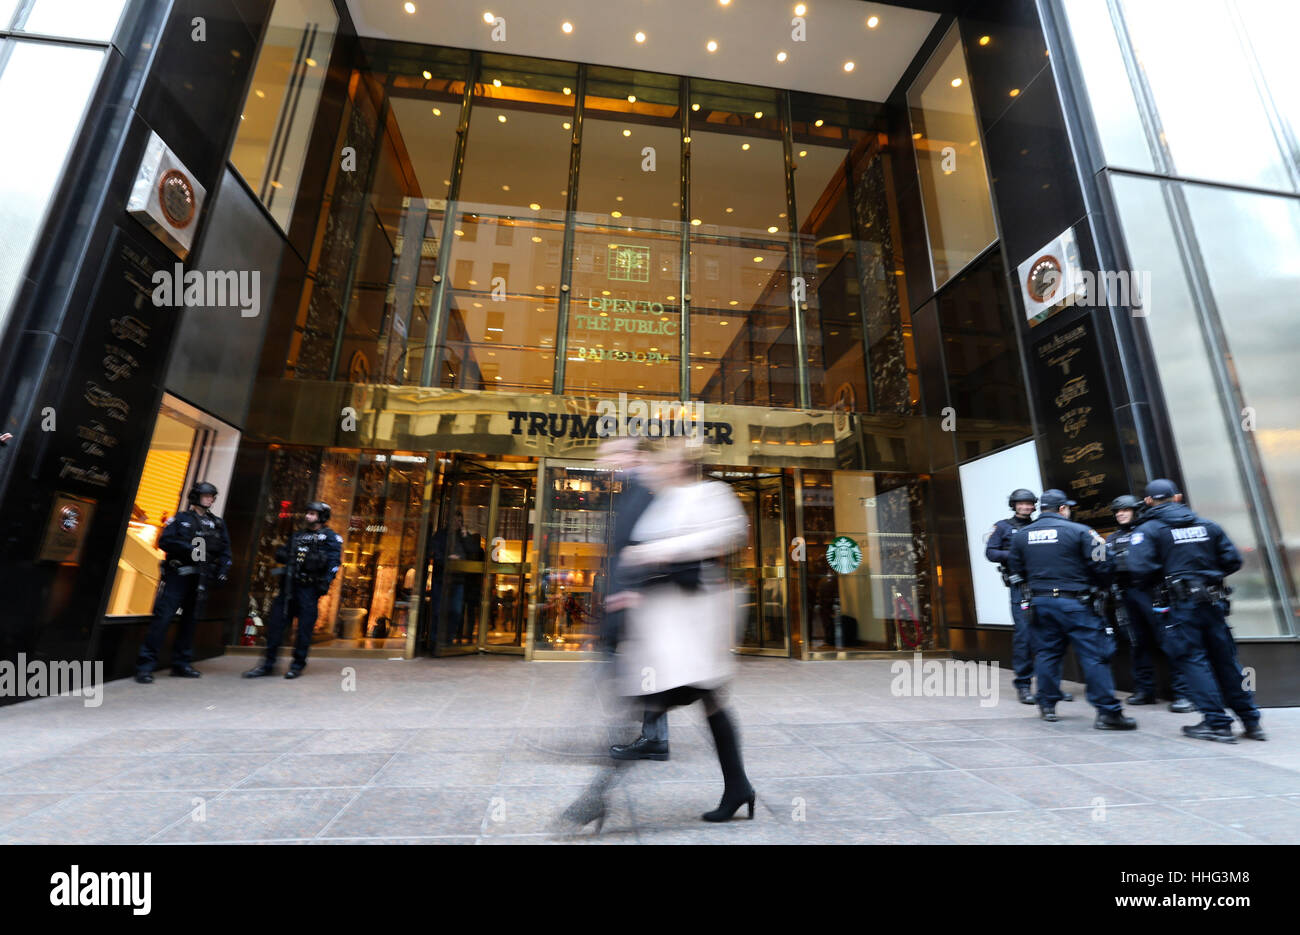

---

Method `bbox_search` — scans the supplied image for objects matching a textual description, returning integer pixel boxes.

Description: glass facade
[1058,0,1300,637]
[258,44,922,415]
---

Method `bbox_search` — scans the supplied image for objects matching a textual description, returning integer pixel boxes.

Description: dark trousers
[1031,596,1121,714]
[1160,601,1259,730]
[1010,584,1035,689]
[263,585,321,669]
[1123,588,1188,698]
[137,573,204,673]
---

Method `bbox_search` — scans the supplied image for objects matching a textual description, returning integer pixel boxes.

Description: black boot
[1016,686,1035,705]
[170,666,202,678]
[1182,720,1236,744]
[1241,721,1267,742]
[1169,697,1196,713]
[702,709,755,822]
[1094,709,1137,730]
[243,661,275,678]
[609,736,669,760]
[1126,691,1156,705]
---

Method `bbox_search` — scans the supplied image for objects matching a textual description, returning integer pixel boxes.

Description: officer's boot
[242,661,276,678]
[1182,720,1236,744]
[1094,709,1137,730]
[285,663,306,679]
[1241,721,1268,742]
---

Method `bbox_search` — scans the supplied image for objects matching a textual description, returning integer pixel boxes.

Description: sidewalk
[0,655,1295,844]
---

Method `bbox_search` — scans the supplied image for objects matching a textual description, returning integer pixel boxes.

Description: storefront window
[245,447,429,652]
[230,0,338,231]
[536,463,611,653]
[108,397,240,616]
[907,23,998,289]
[800,470,933,652]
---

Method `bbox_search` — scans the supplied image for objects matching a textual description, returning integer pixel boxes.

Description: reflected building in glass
[0,0,1297,702]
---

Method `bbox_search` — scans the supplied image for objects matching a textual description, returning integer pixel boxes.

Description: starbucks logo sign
[826,535,862,574]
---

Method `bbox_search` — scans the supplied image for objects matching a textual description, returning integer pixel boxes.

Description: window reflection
[230,0,338,231]
[441,54,577,392]
[689,80,796,407]
[1184,183,1300,612]
[907,23,998,288]
[1110,174,1284,636]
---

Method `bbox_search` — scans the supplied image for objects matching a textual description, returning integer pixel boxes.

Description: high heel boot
[702,708,756,822]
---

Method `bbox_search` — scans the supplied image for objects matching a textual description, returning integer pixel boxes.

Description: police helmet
[1039,488,1078,511]
[1109,494,1143,512]
[306,500,331,523]
[188,481,218,505]
[1145,478,1180,501]
[1007,488,1038,509]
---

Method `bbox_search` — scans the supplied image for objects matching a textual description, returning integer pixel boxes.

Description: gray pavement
[0,655,1296,844]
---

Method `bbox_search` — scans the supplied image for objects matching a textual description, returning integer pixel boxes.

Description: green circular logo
[827,536,862,574]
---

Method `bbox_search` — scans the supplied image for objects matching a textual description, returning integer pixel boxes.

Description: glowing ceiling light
[843,61,854,72]
[777,51,787,62]
[635,31,646,43]
[868,15,879,28]
[562,21,573,33]
[706,39,718,52]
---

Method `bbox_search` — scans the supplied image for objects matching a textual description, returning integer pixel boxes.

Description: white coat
[617,479,748,697]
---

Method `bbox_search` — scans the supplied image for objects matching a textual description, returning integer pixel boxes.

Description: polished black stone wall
[0,0,358,688]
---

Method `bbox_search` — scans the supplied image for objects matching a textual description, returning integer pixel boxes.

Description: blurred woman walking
[559,434,754,829]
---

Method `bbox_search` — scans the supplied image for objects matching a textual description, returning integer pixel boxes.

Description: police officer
[1127,480,1264,743]
[1008,489,1135,729]
[135,481,232,683]
[986,489,1072,706]
[243,501,343,680]
[1105,494,1194,712]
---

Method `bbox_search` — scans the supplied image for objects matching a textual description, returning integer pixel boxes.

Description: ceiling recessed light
[814,118,823,127]
[741,143,750,150]
[421,70,432,80]
[623,129,631,136]
[691,218,702,226]
[843,61,855,72]
[979,35,990,46]
[798,150,807,157]
[725,207,734,213]
[767,225,779,233]
[912,132,922,139]
[691,103,700,111]
[255,89,265,98]
[628,95,637,103]
[492,78,501,87]
[483,11,494,24]
[635,31,646,43]
[455,229,464,236]
[720,321,729,326]
[562,21,573,33]
[706,40,718,52]
[405,2,416,13]
[563,121,571,129]
[795,3,807,15]
[501,184,510,191]
[867,15,879,28]
[616,195,624,201]
[497,114,506,123]
[563,87,572,95]
[720,0,731,5]
[753,256,764,263]
[611,210,623,218]
[729,300,739,306]
[531,235,542,243]
[529,202,541,210]
[1009,88,1020,97]
[776,51,787,62]
[754,111,763,118]
[432,107,441,116]
[950,77,962,88]
[683,136,690,143]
